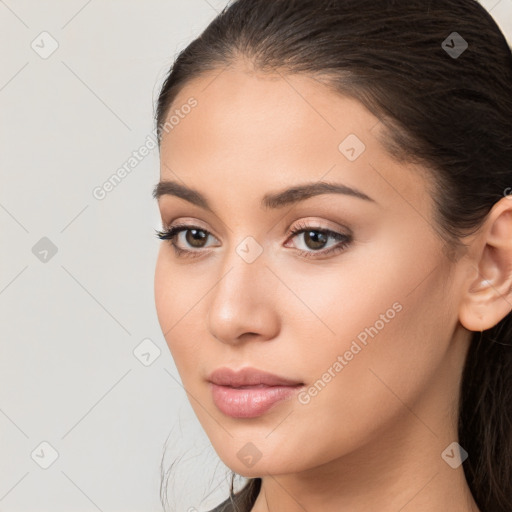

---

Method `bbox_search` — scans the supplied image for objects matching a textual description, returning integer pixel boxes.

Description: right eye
[154,224,219,257]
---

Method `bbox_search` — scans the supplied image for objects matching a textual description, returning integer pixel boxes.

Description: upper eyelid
[163,216,350,235]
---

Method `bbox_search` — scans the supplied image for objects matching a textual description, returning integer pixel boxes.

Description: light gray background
[1,1,511,511]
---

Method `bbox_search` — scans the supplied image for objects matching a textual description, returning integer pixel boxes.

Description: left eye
[284,226,352,257]
[286,227,349,252]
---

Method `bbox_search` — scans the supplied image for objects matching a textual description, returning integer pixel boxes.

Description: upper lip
[208,367,303,387]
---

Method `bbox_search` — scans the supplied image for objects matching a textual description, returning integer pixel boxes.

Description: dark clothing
[207,496,234,512]
[207,478,261,512]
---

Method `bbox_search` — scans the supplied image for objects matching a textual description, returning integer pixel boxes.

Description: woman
[152,1,512,511]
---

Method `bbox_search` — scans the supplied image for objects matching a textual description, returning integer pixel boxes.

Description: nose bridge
[207,234,278,342]
[213,234,269,311]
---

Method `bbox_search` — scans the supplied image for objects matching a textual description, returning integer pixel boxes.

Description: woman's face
[154,64,472,477]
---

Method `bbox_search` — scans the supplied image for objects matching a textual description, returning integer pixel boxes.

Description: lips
[208,366,303,387]
[207,367,304,418]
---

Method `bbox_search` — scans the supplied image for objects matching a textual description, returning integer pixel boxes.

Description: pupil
[306,230,327,249]
[186,229,207,247]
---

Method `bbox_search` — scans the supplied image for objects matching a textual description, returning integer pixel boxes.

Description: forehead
[162,65,375,156]
[158,65,434,220]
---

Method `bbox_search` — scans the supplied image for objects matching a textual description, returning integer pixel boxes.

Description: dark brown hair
[155,1,512,511]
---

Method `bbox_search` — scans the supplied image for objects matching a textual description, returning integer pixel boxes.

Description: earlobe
[458,198,512,332]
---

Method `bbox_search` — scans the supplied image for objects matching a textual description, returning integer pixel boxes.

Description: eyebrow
[152,179,375,211]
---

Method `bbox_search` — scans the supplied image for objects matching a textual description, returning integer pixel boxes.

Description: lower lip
[210,383,302,418]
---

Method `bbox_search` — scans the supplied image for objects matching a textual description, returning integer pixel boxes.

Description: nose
[206,243,280,345]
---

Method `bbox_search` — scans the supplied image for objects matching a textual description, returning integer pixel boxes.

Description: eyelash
[154,220,352,260]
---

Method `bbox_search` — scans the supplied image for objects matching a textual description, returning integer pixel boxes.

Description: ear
[458,196,512,332]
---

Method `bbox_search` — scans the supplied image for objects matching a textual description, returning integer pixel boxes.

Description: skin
[154,62,512,512]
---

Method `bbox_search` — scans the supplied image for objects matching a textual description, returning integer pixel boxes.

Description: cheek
[154,248,208,376]
[154,248,173,334]
[275,247,453,441]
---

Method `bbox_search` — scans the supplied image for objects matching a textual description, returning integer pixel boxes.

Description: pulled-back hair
[155,1,512,510]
